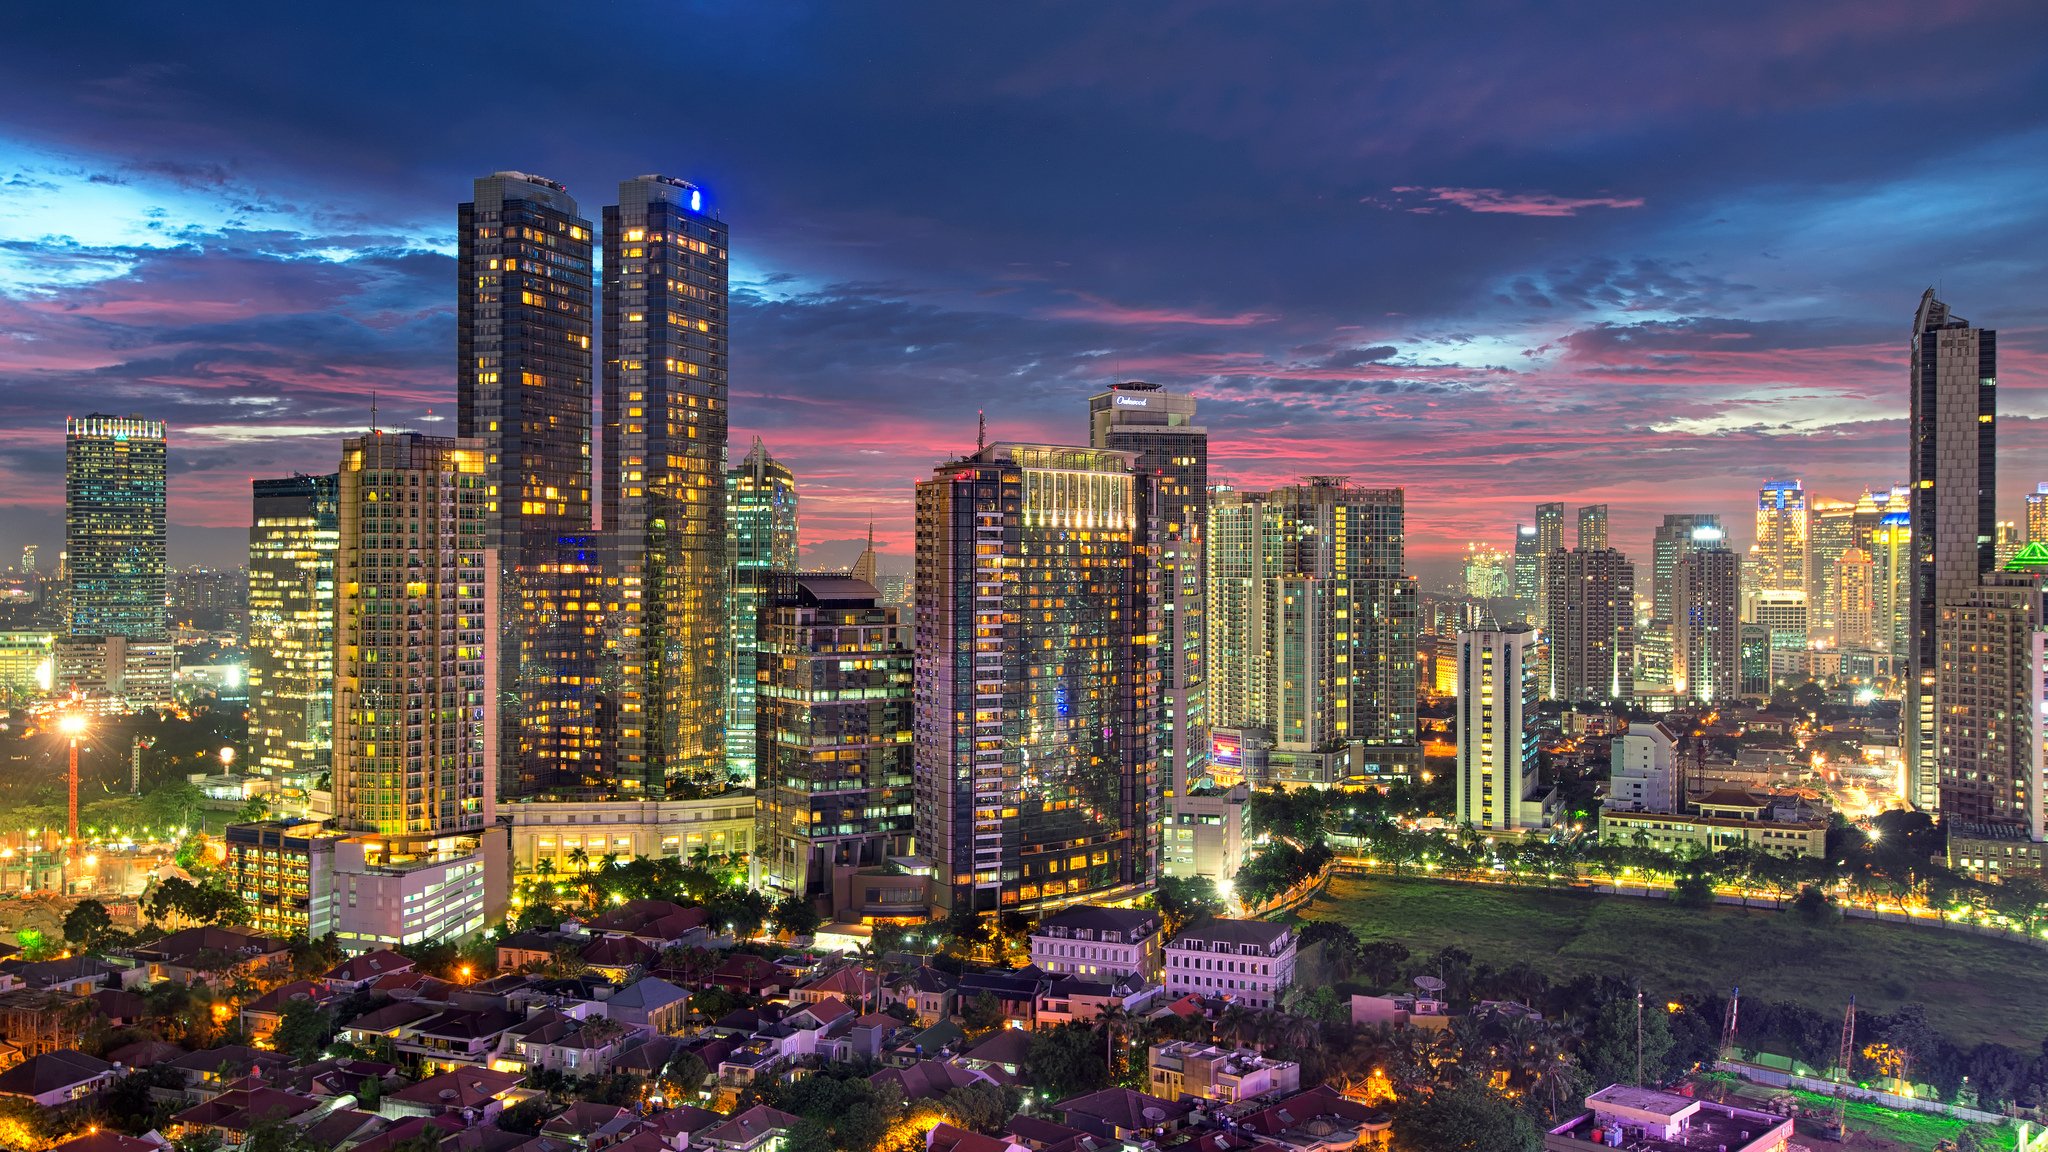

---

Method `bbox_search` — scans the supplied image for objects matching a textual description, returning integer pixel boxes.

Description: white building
[1163,919,1296,1009]
[504,795,756,875]
[1455,626,1545,833]
[1165,783,1249,882]
[1028,906,1163,980]
[1604,722,1678,813]
[331,830,506,951]
[1148,1042,1300,1103]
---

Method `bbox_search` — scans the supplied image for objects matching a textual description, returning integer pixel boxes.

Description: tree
[774,894,823,939]
[1391,1082,1540,1152]
[1026,1023,1112,1100]
[1792,885,1836,926]
[1578,990,1674,1088]
[272,997,334,1063]
[15,927,56,962]
[1152,876,1223,933]
[496,1098,553,1136]
[782,1119,833,1152]
[959,992,1006,1038]
[1671,871,1715,909]
[63,899,115,952]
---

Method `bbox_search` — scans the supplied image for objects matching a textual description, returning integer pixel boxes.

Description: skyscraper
[602,174,731,795]
[1871,511,1912,655]
[1643,515,1722,688]
[1907,289,1996,813]
[1576,504,1608,551]
[755,574,914,906]
[458,172,599,800]
[1511,523,1539,621]
[65,414,168,640]
[1454,626,1540,833]
[1835,547,1875,650]
[1543,547,1635,704]
[330,432,502,950]
[725,438,799,788]
[1089,382,1208,795]
[1808,498,1857,640]
[2027,483,2048,544]
[248,474,338,811]
[1672,546,1740,703]
[915,443,1158,916]
[1754,480,1808,595]
[1463,543,1510,601]
[1935,563,2043,835]
[1208,479,1418,785]
[1533,502,1565,625]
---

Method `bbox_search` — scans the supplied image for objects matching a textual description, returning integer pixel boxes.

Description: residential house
[0,989,92,1057]
[1001,1115,1098,1152]
[1033,975,1162,1027]
[496,933,568,975]
[1162,921,1296,1010]
[948,1030,1031,1087]
[606,977,689,1034]
[498,1009,634,1077]
[0,956,125,995]
[337,1001,441,1049]
[869,1060,996,1104]
[844,1013,904,1063]
[790,966,881,1013]
[955,970,1044,1031]
[319,950,416,993]
[1147,1043,1300,1104]
[397,1009,524,1072]
[88,988,149,1029]
[299,1108,388,1150]
[132,927,290,986]
[888,967,957,1026]
[170,1085,323,1148]
[581,901,710,950]
[542,1102,640,1150]
[926,1126,1029,1152]
[381,1067,527,1122]
[1028,907,1163,981]
[0,1049,118,1107]
[1234,1086,1391,1152]
[1053,1087,1192,1142]
[240,980,325,1047]
[697,1105,801,1152]
[1348,991,1449,1032]
[706,955,785,998]
[162,1045,296,1104]
[49,1132,169,1152]
[578,936,657,982]
[644,1105,724,1150]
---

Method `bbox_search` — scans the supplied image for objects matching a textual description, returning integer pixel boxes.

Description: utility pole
[1635,989,1645,1087]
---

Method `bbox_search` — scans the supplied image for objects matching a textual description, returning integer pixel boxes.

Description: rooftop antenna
[977,410,986,452]
[370,390,380,436]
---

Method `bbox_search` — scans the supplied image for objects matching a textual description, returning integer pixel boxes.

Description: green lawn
[1297,874,2048,1049]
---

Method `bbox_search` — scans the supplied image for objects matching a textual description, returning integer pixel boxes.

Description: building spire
[851,521,880,587]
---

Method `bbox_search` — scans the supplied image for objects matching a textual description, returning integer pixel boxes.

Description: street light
[58,713,87,845]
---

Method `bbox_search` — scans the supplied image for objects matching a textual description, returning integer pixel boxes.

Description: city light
[57,714,86,738]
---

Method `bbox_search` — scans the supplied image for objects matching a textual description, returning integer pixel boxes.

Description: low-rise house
[706,955,784,998]
[497,932,572,975]
[888,967,957,1025]
[697,1105,801,1152]
[132,926,290,986]
[1348,990,1449,1032]
[170,1085,324,1148]
[49,1132,168,1152]
[381,1067,527,1122]
[499,1009,634,1077]
[926,1126,1029,1152]
[300,1108,388,1150]
[1543,1085,1792,1152]
[88,988,150,1029]
[1235,1086,1390,1152]
[893,1020,965,1065]
[398,1009,523,1072]
[955,970,1044,1031]
[948,1030,1031,1086]
[579,936,657,981]
[1053,1087,1192,1142]
[345,1116,463,1152]
[0,955,125,996]
[0,988,93,1057]
[870,1059,996,1104]
[1034,975,1161,1027]
[582,901,710,951]
[844,1012,904,1063]
[790,966,881,1013]
[319,950,416,993]
[605,977,689,1034]
[1162,921,1295,1011]
[542,1102,640,1150]
[1147,1043,1299,1104]
[338,1001,442,1048]
[0,1049,117,1107]
[644,1104,724,1151]
[1001,1115,1097,1152]
[1029,907,1163,981]
[240,980,325,1047]
[163,1045,296,1103]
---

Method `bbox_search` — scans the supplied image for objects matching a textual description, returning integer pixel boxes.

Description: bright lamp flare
[57,714,87,738]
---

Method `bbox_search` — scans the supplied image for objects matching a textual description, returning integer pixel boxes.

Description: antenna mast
[977,410,986,452]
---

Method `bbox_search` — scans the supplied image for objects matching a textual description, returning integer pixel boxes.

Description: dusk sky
[5,1,2048,581]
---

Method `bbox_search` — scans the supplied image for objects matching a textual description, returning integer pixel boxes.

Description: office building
[330,432,504,950]
[1908,289,1997,813]
[1754,480,1808,595]
[1807,499,1856,640]
[2029,484,2048,544]
[1454,626,1542,833]
[1208,479,1419,787]
[1162,920,1298,1010]
[458,171,600,801]
[65,414,168,641]
[247,474,338,813]
[1604,721,1678,814]
[1672,547,1740,703]
[603,174,732,795]
[1089,382,1209,796]
[1512,524,1539,622]
[1641,515,1721,688]
[914,443,1158,916]
[1835,548,1875,650]
[506,794,754,875]
[1463,543,1510,601]
[1997,521,2023,570]
[1749,589,1808,657]
[1029,906,1164,980]
[1576,504,1608,551]
[1533,503,1565,625]
[1872,511,1912,655]
[1543,547,1634,704]
[754,574,914,911]
[724,439,799,788]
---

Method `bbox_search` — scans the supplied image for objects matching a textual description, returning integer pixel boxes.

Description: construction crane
[1828,997,1857,1141]
[1720,987,1740,1063]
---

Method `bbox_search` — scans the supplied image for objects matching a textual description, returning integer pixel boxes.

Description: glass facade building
[65,414,168,640]
[248,473,338,808]
[724,438,799,788]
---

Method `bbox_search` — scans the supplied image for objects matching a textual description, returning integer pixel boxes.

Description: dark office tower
[1908,289,1996,814]
[1642,515,1722,688]
[725,438,799,788]
[1543,547,1635,704]
[915,443,1158,917]
[458,172,597,800]
[66,414,168,639]
[1512,523,1539,622]
[1089,382,1208,795]
[602,175,731,795]
[755,574,914,907]
[1576,505,1609,551]
[248,474,338,807]
[1672,547,1740,704]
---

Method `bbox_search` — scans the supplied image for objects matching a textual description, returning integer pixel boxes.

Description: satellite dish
[1142,1108,1166,1123]
[1414,976,1446,993]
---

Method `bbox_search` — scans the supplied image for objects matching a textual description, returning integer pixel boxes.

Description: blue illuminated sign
[689,188,702,212]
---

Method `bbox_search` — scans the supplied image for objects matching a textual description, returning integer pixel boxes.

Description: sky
[4,1,2048,583]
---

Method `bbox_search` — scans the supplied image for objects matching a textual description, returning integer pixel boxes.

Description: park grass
[1297,874,2048,1049]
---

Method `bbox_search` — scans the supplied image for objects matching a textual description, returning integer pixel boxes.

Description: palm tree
[568,846,590,874]
[1214,1003,1259,1049]
[1096,1005,1132,1082]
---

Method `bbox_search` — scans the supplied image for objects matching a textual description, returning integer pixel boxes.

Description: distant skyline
[5,2,2048,581]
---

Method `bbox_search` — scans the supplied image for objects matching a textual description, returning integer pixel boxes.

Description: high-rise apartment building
[1996,521,2022,570]
[247,474,338,811]
[1835,547,1875,650]
[1543,548,1634,704]
[1643,515,1722,687]
[1463,544,1510,602]
[1576,504,1608,551]
[1454,626,1541,833]
[755,574,914,909]
[914,443,1158,916]
[2028,484,2048,544]
[725,438,798,788]
[1512,524,1539,622]
[458,172,599,800]
[1907,289,1996,813]
[330,432,503,950]
[1532,503,1565,625]
[602,174,731,795]
[1871,511,1913,655]
[1754,480,1808,595]
[1089,382,1208,795]
[1209,479,1419,787]
[1808,499,1857,640]
[1672,546,1740,703]
[1935,566,2043,833]
[65,414,168,640]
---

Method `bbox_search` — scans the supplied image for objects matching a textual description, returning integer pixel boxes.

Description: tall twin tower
[457,172,730,801]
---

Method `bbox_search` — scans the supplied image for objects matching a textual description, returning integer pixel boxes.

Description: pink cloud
[1044,292,1276,327]
[1381,186,1646,217]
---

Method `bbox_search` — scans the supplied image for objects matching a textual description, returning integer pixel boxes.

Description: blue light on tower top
[690,188,702,212]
